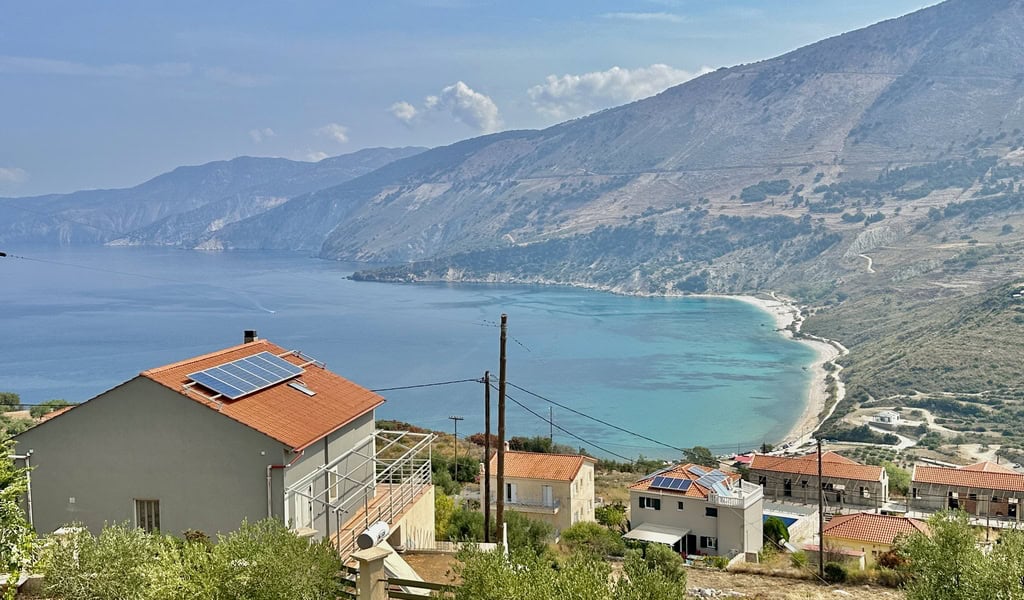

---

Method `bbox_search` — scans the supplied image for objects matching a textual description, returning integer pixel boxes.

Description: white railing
[283,429,434,558]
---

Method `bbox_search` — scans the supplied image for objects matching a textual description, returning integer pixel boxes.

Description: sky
[1,0,937,197]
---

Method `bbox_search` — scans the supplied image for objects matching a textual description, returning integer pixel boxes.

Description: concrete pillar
[354,546,391,600]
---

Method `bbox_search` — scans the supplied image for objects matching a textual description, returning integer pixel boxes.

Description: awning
[623,523,689,546]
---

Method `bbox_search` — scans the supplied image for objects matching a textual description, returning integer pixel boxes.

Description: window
[757,476,767,486]
[801,480,808,489]
[783,479,792,497]
[968,493,978,501]
[912,488,919,499]
[639,496,661,510]
[705,507,718,518]
[699,536,717,549]
[677,501,685,511]
[505,482,517,503]
[135,499,160,533]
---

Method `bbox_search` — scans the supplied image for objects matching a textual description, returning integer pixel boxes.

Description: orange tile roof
[141,340,384,451]
[628,463,742,499]
[38,405,74,422]
[749,453,884,482]
[961,461,1018,474]
[913,464,1024,493]
[488,451,595,482]
[824,512,928,545]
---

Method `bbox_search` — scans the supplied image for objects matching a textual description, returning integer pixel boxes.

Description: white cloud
[389,101,418,124]
[0,167,28,184]
[600,12,685,23]
[248,128,276,143]
[305,151,330,162]
[391,81,502,133]
[316,123,350,144]
[528,63,712,120]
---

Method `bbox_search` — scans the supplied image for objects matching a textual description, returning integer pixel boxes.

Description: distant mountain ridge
[0,147,426,247]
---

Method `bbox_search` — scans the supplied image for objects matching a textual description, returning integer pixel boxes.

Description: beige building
[911,461,1024,521]
[487,451,596,535]
[12,335,436,559]
[625,463,763,560]
[818,512,928,568]
[749,451,888,509]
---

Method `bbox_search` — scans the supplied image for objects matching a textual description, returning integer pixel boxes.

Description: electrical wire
[370,378,482,393]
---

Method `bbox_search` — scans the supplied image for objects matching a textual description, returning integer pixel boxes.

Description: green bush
[594,503,626,529]
[823,562,848,583]
[705,555,730,570]
[29,399,73,419]
[790,550,808,568]
[763,516,790,544]
[560,522,625,557]
[42,519,342,600]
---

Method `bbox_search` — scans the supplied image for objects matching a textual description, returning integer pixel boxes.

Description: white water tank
[356,521,390,549]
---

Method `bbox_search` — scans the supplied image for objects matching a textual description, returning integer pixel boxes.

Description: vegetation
[443,506,553,556]
[0,393,19,411]
[763,516,790,545]
[682,446,718,468]
[453,546,686,600]
[740,179,791,202]
[594,502,626,530]
[1,439,33,600]
[30,399,73,419]
[897,510,1024,600]
[883,461,910,496]
[41,519,343,600]
[559,521,625,557]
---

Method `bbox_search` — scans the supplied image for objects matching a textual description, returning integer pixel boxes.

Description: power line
[370,378,482,393]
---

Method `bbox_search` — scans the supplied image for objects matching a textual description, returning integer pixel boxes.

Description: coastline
[720,293,848,449]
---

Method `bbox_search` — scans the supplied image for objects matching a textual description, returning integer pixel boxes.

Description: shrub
[706,555,730,570]
[29,399,73,419]
[560,522,625,557]
[763,516,790,544]
[823,562,848,583]
[632,543,686,584]
[790,551,808,568]
[594,503,626,529]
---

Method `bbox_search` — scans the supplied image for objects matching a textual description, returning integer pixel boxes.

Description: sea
[1,246,816,460]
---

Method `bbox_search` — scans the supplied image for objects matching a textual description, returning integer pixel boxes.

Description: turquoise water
[0,246,815,459]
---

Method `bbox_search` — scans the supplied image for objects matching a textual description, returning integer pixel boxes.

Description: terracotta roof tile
[488,451,595,482]
[750,453,885,482]
[628,463,742,499]
[961,461,1018,474]
[38,405,74,422]
[913,464,1024,493]
[824,512,928,545]
[141,340,383,450]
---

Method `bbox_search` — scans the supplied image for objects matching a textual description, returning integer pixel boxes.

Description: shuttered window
[135,499,160,533]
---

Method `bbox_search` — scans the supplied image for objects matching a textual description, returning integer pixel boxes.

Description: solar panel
[688,465,707,477]
[649,476,692,492]
[188,351,304,399]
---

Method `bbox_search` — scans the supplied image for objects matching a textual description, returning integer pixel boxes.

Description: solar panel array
[688,465,707,477]
[649,476,693,492]
[188,351,304,400]
[695,469,728,489]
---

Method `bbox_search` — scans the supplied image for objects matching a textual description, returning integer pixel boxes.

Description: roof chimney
[244,330,258,344]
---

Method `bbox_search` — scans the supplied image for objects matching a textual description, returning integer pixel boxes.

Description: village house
[815,512,928,569]
[12,334,436,557]
[910,461,1024,521]
[749,451,888,509]
[625,463,763,560]
[486,450,596,535]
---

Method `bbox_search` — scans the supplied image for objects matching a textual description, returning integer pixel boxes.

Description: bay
[1,246,815,459]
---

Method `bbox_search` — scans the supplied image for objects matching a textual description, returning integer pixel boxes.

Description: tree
[435,489,455,540]
[0,393,19,412]
[560,521,625,557]
[594,503,626,530]
[682,446,718,468]
[504,511,553,557]
[898,510,991,600]
[883,461,910,496]
[763,516,790,545]
[1,438,34,600]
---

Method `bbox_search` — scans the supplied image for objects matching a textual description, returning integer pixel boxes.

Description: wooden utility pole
[449,415,464,482]
[496,314,508,540]
[549,407,554,444]
[483,371,491,544]
[817,438,825,581]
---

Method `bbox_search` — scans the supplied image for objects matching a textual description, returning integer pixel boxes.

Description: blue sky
[1,0,935,196]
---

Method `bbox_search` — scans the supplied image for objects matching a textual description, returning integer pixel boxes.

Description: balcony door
[542,485,553,507]
[505,482,518,503]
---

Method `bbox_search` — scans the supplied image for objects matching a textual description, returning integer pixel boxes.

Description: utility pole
[449,415,464,483]
[817,438,825,582]
[496,314,508,541]
[483,371,491,544]
[549,407,554,444]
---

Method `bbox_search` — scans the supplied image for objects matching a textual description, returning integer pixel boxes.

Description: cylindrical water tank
[356,521,390,549]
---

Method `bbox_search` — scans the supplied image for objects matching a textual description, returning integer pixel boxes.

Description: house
[625,463,763,560]
[486,450,596,535]
[818,512,928,568]
[12,334,436,557]
[911,461,1024,521]
[871,411,901,430]
[749,451,888,509]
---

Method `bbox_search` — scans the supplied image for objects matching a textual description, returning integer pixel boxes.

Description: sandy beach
[719,293,848,447]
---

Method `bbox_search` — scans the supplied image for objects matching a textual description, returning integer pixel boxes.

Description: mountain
[0,147,425,247]
[192,0,1024,294]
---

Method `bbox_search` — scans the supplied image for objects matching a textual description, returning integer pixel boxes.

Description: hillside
[0,146,425,247]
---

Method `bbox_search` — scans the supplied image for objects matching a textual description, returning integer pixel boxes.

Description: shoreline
[721,293,848,449]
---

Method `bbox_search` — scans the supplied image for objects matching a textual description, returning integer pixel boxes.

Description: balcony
[488,493,560,515]
[708,480,763,509]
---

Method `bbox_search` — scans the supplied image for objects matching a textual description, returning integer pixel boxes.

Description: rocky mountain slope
[180,0,1024,295]
[0,147,425,247]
